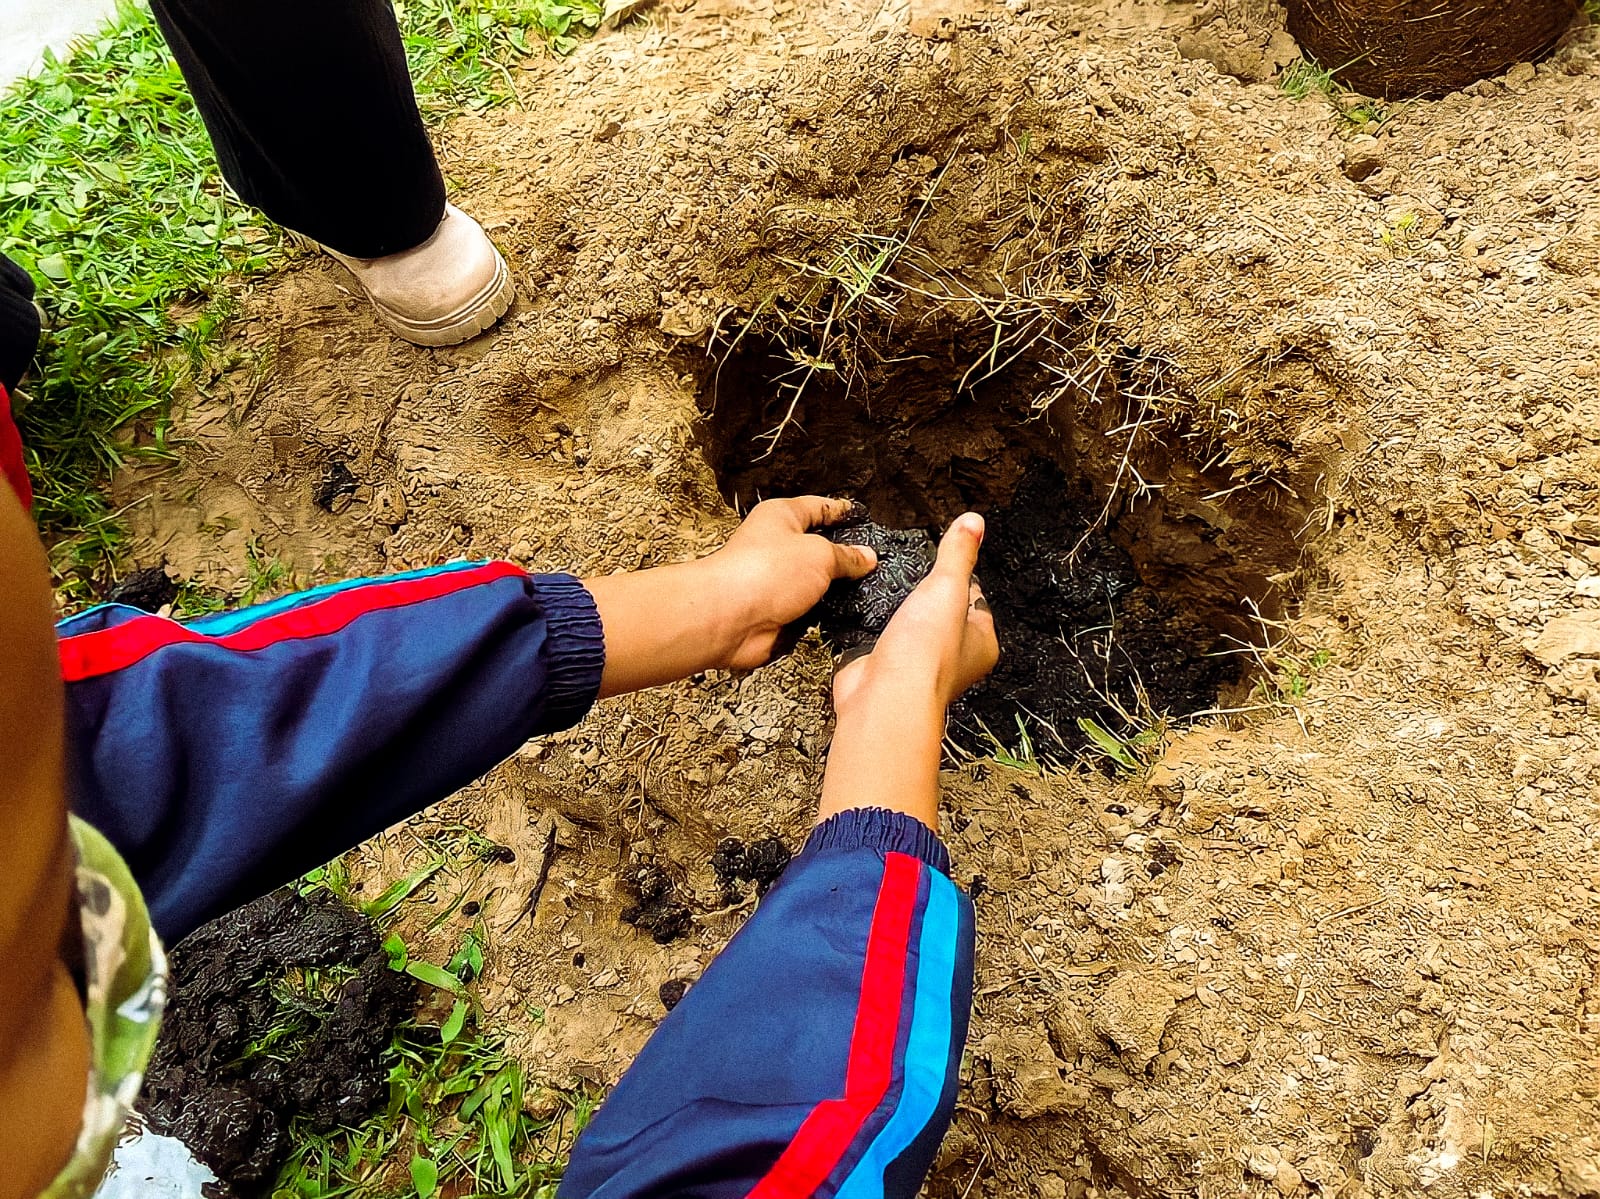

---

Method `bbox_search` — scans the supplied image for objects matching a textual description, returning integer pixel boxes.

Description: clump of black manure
[815,503,936,650]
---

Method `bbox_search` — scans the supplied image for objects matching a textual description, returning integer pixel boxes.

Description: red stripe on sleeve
[747,851,923,1199]
[58,560,529,682]
[0,383,32,512]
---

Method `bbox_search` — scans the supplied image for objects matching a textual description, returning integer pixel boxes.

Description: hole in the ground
[695,334,1310,760]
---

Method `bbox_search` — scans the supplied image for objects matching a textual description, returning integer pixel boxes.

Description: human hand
[701,496,879,671]
[817,513,998,830]
[831,513,998,719]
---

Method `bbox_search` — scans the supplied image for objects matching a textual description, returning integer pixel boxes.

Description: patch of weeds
[273,922,593,1199]
[1379,210,1420,254]
[1075,714,1163,775]
[1254,647,1332,705]
[300,857,357,905]
[238,535,293,604]
[363,857,449,922]
[402,0,604,106]
[1279,57,1337,101]
[4,0,600,599]
[1279,56,1396,131]
[963,714,1053,775]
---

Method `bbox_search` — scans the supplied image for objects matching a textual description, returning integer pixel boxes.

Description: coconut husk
[1283,0,1583,97]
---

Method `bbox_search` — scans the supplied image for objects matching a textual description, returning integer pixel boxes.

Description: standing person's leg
[148,0,515,346]
[147,0,441,258]
[0,253,40,397]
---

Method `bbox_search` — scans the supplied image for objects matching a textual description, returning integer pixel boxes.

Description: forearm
[562,808,974,1199]
[584,558,740,698]
[820,677,945,831]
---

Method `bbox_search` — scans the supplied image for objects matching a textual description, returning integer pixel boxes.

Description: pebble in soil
[948,460,1240,758]
[139,888,415,1196]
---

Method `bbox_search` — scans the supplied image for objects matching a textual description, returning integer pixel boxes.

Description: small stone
[1091,971,1178,1071]
[1246,1146,1281,1180]
[1292,816,1327,847]
[1528,613,1600,665]
[1504,61,1537,89]
[982,1027,1086,1119]
[1341,137,1384,182]
[1044,996,1099,1062]
[1274,1160,1303,1195]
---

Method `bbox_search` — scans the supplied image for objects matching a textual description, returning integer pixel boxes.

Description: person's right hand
[832,512,999,719]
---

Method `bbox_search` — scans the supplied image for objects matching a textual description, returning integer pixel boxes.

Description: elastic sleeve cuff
[798,807,954,878]
[529,572,607,731]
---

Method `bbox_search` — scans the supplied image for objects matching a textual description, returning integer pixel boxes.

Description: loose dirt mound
[115,0,1600,1195]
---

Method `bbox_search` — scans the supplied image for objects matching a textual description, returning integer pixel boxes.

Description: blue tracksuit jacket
[56,561,975,1199]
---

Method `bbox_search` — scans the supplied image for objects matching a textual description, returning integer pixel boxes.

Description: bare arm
[0,483,90,1198]
[820,513,998,830]
[586,496,877,698]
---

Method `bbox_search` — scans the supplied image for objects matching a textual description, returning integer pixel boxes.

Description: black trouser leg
[0,254,40,396]
[147,0,447,258]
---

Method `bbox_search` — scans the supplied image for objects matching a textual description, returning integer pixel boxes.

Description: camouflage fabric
[42,817,167,1199]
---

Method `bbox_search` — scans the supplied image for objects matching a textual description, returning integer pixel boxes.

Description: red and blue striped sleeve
[58,561,606,943]
[560,807,975,1199]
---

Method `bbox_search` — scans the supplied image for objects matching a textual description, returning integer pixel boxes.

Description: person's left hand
[702,496,878,670]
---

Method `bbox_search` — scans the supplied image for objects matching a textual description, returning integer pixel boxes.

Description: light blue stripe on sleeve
[832,869,961,1199]
[184,560,487,634]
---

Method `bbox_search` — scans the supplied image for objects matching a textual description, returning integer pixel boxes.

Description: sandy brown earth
[115,0,1600,1195]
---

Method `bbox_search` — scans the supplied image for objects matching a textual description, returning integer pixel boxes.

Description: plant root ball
[1283,0,1580,98]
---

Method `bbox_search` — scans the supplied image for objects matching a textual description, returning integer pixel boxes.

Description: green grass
[1251,646,1332,706]
[0,10,275,596]
[1279,55,1395,131]
[1278,57,1337,102]
[269,927,594,1198]
[0,0,602,601]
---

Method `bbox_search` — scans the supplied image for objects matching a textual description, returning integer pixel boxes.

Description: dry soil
[120,0,1600,1195]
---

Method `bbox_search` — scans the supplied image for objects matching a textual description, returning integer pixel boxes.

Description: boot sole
[366,250,516,348]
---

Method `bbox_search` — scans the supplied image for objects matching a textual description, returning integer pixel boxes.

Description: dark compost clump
[816,504,937,650]
[106,564,178,612]
[139,888,415,1195]
[710,835,793,901]
[620,863,693,943]
[949,461,1240,758]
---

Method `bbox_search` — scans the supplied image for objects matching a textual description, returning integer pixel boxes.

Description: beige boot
[324,204,516,347]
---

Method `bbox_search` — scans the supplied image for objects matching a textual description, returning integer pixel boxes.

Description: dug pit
[697,336,1311,758]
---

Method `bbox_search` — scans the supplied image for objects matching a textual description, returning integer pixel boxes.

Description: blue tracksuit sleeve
[561,807,976,1199]
[57,561,606,943]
